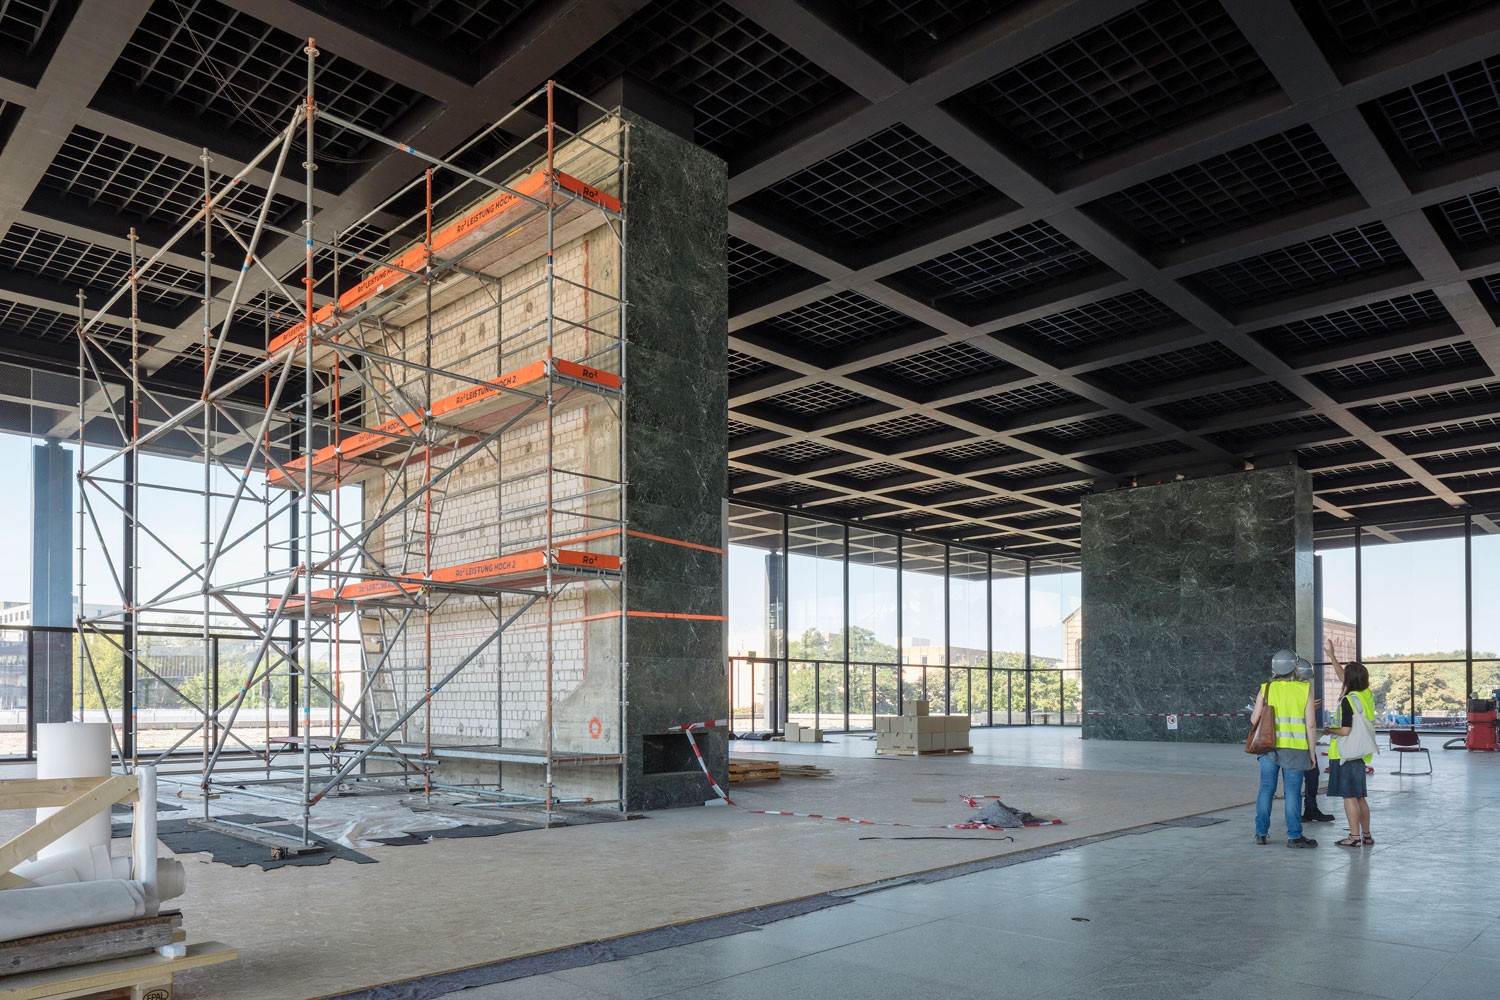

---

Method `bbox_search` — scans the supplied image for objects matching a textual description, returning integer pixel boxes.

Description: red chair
[1389,729,1432,775]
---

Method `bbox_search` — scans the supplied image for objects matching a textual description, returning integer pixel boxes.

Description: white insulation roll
[35,722,113,860]
[0,880,148,942]
[8,845,186,901]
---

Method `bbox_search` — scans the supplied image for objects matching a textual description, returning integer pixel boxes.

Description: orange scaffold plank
[266,357,621,491]
[267,168,621,363]
[270,547,621,617]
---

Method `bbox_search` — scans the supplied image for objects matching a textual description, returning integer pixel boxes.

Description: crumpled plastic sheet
[0,880,147,942]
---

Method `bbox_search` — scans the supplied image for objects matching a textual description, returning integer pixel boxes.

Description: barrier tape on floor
[1084,711,1250,718]
[677,723,1061,833]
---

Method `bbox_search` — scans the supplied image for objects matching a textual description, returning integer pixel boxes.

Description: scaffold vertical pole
[200,146,214,816]
[300,37,319,845]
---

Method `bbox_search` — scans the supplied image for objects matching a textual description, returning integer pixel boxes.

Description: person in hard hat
[1324,638,1376,847]
[1295,657,1336,825]
[1249,649,1319,848]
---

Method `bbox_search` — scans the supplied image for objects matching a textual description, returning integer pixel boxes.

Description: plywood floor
[142,730,1258,999]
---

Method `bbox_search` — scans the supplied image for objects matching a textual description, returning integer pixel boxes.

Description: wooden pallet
[779,764,833,778]
[874,746,975,757]
[728,760,780,782]
[0,941,235,1000]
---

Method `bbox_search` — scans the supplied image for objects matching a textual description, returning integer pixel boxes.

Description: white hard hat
[1270,649,1297,676]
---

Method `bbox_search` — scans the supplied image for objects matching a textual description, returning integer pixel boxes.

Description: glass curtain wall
[1312,514,1500,731]
[726,502,1080,733]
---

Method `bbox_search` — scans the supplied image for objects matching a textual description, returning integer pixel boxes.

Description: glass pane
[875,664,900,718]
[787,660,815,729]
[728,505,783,731]
[787,516,845,662]
[901,539,945,665]
[849,528,899,665]
[0,629,26,758]
[1315,525,1358,707]
[991,555,1026,725]
[1472,521,1500,703]
[1030,558,1081,723]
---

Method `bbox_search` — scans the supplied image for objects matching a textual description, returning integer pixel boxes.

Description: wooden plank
[0,775,138,890]
[874,747,975,757]
[0,914,182,979]
[0,778,135,812]
[0,941,235,1000]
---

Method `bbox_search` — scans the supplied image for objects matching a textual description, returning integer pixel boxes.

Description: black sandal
[1362,834,1374,845]
[1335,836,1360,847]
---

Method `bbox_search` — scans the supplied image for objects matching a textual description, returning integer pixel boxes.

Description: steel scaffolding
[71,40,631,840]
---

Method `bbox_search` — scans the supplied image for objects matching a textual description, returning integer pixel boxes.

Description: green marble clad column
[1080,466,1314,743]
[619,111,729,809]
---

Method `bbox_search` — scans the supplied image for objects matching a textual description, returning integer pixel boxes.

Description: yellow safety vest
[1266,678,1310,750]
[1330,688,1376,763]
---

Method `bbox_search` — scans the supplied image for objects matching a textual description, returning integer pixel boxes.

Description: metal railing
[1320,658,1500,732]
[728,655,1082,734]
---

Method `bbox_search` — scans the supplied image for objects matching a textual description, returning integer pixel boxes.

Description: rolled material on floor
[35,722,112,860]
[0,880,147,942]
[9,845,186,900]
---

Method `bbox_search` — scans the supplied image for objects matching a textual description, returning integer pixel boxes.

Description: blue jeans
[1256,754,1304,840]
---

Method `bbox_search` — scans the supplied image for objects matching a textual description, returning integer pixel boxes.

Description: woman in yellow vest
[1249,650,1320,847]
[1324,639,1375,846]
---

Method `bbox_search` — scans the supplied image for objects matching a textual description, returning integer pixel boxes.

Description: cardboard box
[916,716,943,734]
[875,715,893,734]
[784,722,801,741]
[944,715,968,732]
[944,730,969,750]
[800,727,824,743]
[918,732,942,752]
[904,699,930,717]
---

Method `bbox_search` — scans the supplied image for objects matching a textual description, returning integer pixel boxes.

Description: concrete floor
[426,729,1499,1000]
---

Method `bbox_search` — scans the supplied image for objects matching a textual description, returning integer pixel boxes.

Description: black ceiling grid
[7,2,1500,552]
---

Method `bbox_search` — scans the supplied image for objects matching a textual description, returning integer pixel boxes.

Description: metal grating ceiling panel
[1092,341,1244,389]
[925,438,1026,464]
[761,382,869,416]
[0,298,128,345]
[352,0,541,53]
[1191,222,1408,306]
[1095,440,1196,469]
[756,440,845,465]
[41,126,299,226]
[756,290,912,351]
[1361,381,1500,418]
[728,236,814,299]
[1312,341,1484,390]
[859,413,952,441]
[869,341,1010,387]
[841,461,909,480]
[841,0,1018,52]
[1435,185,1500,246]
[988,461,1070,484]
[728,349,775,383]
[0,225,201,309]
[561,0,849,157]
[948,0,1274,164]
[728,418,760,439]
[0,0,70,57]
[1156,381,1301,421]
[1297,0,1500,57]
[1256,290,1449,353]
[1034,413,1144,443]
[1093,125,1352,248]
[1375,54,1500,168]
[1392,415,1500,447]
[110,0,424,163]
[899,222,1101,307]
[1014,290,1182,353]
[760,124,996,242]
[955,381,1084,419]
[1210,413,1340,449]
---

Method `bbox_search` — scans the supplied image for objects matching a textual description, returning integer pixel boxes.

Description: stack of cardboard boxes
[874,700,970,754]
[783,721,823,743]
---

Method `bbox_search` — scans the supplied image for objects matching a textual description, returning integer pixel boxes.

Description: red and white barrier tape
[676,723,1061,832]
[666,718,730,732]
[1084,711,1249,718]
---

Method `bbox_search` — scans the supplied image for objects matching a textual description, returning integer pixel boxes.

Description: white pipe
[35,723,112,860]
[133,765,159,914]
[0,881,148,942]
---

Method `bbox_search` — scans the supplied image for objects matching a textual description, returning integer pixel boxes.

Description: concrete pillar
[1080,466,1314,743]
[31,440,73,723]
[618,110,729,810]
